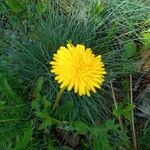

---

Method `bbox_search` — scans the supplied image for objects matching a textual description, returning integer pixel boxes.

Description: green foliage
[6,0,24,13]
[0,75,30,149]
[90,120,128,150]
[140,126,150,150]
[56,101,74,120]
[0,73,21,103]
[2,0,149,82]
[90,1,104,16]
[123,41,137,59]
[113,103,135,121]
[91,126,111,150]
[73,120,89,134]
[36,1,48,14]
[141,30,150,50]
[32,76,44,99]
[0,0,150,149]
[72,119,128,150]
[15,122,33,150]
[31,78,60,130]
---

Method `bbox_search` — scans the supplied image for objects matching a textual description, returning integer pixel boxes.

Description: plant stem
[110,82,123,130]
[51,87,66,114]
[130,74,137,150]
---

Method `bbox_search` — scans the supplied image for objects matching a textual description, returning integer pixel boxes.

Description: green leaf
[36,2,48,14]
[140,127,150,149]
[48,139,57,150]
[31,100,40,110]
[73,121,88,134]
[43,99,52,117]
[15,123,33,150]
[38,116,60,130]
[141,30,150,50]
[90,126,111,150]
[113,107,122,117]
[43,98,52,109]
[35,111,45,119]
[92,120,128,149]
[90,1,104,16]
[0,74,21,103]
[0,101,6,106]
[9,15,20,26]
[123,103,135,121]
[56,100,74,119]
[92,132,110,150]
[6,0,24,13]
[123,41,137,58]
[33,77,44,99]
[104,119,119,130]
[113,103,135,121]
[38,117,53,129]
[122,61,136,74]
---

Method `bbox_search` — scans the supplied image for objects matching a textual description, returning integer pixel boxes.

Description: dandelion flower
[50,44,106,96]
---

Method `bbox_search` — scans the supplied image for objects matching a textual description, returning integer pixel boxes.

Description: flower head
[50,44,106,96]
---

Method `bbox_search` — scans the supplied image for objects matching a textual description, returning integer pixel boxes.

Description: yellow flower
[50,44,106,96]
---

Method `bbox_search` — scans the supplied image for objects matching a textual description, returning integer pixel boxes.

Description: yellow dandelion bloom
[50,44,106,96]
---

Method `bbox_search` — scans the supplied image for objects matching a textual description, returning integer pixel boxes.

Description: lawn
[0,0,150,149]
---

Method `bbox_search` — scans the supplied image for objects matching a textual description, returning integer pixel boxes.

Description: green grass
[0,0,150,149]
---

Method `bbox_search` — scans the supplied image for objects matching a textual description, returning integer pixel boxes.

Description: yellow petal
[49,43,106,96]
